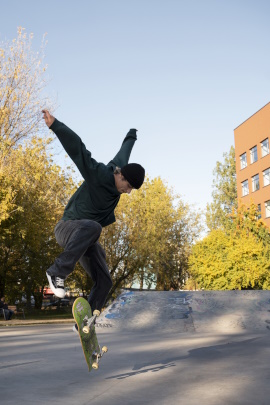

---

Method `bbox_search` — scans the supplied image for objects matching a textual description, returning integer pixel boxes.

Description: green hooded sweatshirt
[50,119,137,227]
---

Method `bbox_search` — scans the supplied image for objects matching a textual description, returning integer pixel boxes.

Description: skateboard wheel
[102,346,108,353]
[92,362,99,370]
[83,325,90,334]
[93,310,100,317]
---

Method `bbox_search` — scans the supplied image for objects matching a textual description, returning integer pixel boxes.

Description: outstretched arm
[42,110,98,183]
[108,129,137,168]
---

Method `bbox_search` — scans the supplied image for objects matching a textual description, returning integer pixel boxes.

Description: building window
[263,168,270,187]
[261,138,269,158]
[265,201,270,218]
[242,180,249,196]
[240,152,247,169]
[252,174,260,192]
[250,146,258,164]
[257,204,261,219]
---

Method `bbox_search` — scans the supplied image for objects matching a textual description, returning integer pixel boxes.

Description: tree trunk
[139,273,144,290]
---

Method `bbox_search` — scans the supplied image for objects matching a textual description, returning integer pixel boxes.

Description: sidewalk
[0,318,74,327]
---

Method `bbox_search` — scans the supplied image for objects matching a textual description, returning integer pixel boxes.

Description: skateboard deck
[72,297,107,372]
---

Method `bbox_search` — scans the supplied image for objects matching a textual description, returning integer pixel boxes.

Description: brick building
[234,102,270,227]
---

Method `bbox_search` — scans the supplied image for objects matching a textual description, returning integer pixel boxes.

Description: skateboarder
[42,110,145,327]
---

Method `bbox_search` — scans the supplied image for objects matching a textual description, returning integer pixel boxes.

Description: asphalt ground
[1,290,270,405]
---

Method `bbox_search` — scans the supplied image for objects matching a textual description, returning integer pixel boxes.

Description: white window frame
[265,200,270,218]
[250,145,258,164]
[242,180,249,196]
[252,174,260,192]
[240,152,247,169]
[261,138,269,158]
[263,168,270,187]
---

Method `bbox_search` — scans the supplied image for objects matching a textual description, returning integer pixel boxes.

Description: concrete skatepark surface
[1,290,270,404]
[97,290,270,333]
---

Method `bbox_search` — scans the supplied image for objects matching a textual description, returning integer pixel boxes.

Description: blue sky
[2,0,270,213]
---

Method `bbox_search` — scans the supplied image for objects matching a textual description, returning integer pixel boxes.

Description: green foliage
[206,146,237,231]
[0,28,76,306]
[0,136,77,306]
[195,144,270,290]
[98,177,202,300]
[189,204,270,290]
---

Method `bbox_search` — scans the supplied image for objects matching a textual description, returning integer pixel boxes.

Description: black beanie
[121,163,145,189]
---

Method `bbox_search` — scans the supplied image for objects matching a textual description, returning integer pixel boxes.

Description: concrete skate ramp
[97,290,270,334]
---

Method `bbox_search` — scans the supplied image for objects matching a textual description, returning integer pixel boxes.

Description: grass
[15,307,73,320]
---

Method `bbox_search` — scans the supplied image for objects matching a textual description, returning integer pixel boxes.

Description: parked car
[43,299,71,308]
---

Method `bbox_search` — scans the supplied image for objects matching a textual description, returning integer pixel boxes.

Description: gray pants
[47,219,113,311]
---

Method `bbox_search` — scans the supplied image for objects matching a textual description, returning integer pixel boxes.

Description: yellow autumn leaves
[0,28,201,306]
[189,203,270,290]
[98,178,201,301]
[0,28,75,305]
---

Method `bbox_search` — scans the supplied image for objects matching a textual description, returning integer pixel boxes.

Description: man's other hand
[42,110,55,127]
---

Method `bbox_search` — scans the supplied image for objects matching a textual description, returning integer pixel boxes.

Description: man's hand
[42,110,55,128]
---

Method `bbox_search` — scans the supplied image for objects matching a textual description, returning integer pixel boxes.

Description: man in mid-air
[42,110,145,326]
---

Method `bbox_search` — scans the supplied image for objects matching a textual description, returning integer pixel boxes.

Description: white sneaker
[46,272,65,298]
[73,324,78,334]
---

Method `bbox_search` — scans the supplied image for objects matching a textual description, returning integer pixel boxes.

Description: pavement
[1,290,270,405]
[0,318,74,326]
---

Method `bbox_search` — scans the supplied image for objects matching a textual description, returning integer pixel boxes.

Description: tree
[0,27,55,227]
[98,177,202,302]
[0,27,51,150]
[189,204,270,290]
[0,28,77,306]
[0,136,77,306]
[206,146,237,231]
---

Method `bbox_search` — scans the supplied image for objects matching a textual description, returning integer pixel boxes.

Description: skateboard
[72,297,108,371]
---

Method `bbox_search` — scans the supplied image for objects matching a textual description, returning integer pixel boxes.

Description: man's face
[115,175,134,194]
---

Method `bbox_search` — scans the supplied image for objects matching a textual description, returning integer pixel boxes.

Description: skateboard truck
[92,345,108,370]
[82,309,101,334]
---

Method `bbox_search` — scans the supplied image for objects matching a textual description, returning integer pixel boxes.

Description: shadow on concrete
[106,362,176,380]
[105,336,261,383]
